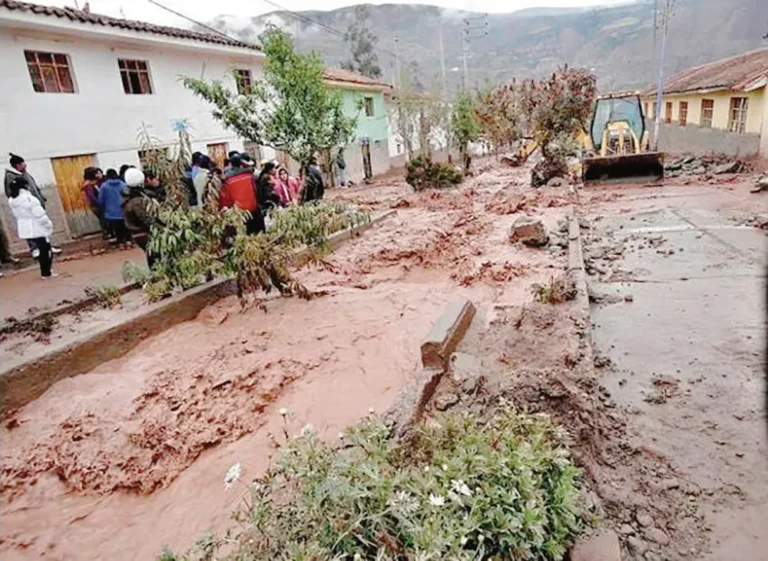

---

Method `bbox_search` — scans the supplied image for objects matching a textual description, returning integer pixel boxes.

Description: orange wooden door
[51,153,99,237]
[207,142,228,169]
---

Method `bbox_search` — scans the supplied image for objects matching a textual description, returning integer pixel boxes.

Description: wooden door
[51,153,99,237]
[207,142,228,169]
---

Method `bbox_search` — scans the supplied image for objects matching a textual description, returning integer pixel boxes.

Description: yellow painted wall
[644,87,765,134]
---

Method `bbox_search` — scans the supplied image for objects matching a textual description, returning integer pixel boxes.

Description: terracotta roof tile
[323,67,392,89]
[646,48,768,96]
[0,0,260,50]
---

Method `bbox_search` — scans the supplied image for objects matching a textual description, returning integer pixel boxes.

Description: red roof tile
[323,67,392,90]
[646,48,768,96]
[0,0,259,51]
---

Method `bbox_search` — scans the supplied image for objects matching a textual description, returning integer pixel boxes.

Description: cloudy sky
[47,0,632,26]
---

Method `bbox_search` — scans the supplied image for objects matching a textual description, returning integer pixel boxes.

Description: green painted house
[323,67,392,183]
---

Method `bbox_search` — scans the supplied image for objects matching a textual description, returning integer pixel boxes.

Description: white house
[0,0,267,251]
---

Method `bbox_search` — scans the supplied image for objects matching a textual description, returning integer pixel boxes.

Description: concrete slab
[420,298,477,369]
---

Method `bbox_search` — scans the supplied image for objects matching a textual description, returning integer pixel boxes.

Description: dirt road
[582,180,767,561]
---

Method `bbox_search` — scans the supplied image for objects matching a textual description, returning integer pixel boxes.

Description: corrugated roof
[0,0,260,51]
[323,67,392,90]
[646,48,768,96]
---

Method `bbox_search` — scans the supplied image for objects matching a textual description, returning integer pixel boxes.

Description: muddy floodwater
[1,165,572,560]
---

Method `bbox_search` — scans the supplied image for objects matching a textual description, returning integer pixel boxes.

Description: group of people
[1,147,328,279]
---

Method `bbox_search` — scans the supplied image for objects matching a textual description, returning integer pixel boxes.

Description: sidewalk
[0,247,145,321]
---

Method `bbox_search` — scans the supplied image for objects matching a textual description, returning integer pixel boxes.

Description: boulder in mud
[569,530,622,561]
[509,216,549,247]
[751,174,768,193]
[547,176,568,188]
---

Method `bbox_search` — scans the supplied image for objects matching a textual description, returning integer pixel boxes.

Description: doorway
[206,142,228,169]
[361,142,373,181]
[51,153,98,237]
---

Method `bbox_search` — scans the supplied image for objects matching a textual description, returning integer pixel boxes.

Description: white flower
[279,407,288,416]
[428,494,446,507]
[451,479,472,497]
[300,424,314,436]
[354,554,362,561]
[460,536,468,546]
[387,490,419,516]
[224,462,241,490]
[442,464,448,471]
[423,466,430,473]
[368,407,375,414]
[338,432,345,440]
[478,533,485,543]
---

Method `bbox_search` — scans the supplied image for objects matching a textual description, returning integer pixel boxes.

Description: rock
[547,176,568,188]
[627,536,648,556]
[692,166,707,175]
[421,299,477,369]
[509,216,549,247]
[643,527,671,546]
[751,174,768,193]
[636,512,654,527]
[618,524,636,535]
[714,161,740,174]
[665,160,683,171]
[645,552,662,561]
[624,294,634,302]
[435,392,459,411]
[569,530,622,561]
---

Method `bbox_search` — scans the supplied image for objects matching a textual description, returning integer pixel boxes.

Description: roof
[0,0,259,51]
[322,67,392,90]
[646,48,768,96]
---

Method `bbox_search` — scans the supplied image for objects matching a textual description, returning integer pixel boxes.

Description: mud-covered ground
[1,162,575,561]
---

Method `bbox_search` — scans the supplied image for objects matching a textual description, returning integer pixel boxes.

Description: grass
[531,275,577,304]
[84,284,122,308]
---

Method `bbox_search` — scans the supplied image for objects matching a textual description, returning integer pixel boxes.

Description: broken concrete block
[435,392,459,411]
[421,299,476,369]
[714,161,739,174]
[547,176,568,188]
[509,216,549,247]
[569,530,622,561]
[449,352,485,395]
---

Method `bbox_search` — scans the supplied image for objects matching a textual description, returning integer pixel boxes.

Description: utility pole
[461,14,488,90]
[394,36,400,89]
[439,23,447,101]
[652,0,673,151]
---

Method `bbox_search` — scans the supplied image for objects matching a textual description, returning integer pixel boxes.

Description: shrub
[84,284,122,308]
[161,408,588,560]
[406,156,463,191]
[531,275,577,304]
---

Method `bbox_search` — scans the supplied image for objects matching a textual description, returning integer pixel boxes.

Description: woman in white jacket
[8,176,56,278]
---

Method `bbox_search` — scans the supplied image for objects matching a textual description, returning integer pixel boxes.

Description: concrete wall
[343,141,389,184]
[0,23,264,252]
[340,89,388,143]
[650,121,760,157]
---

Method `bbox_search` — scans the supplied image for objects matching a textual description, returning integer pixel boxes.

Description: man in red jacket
[219,155,265,235]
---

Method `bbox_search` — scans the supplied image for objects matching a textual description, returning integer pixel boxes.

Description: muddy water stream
[2,167,572,560]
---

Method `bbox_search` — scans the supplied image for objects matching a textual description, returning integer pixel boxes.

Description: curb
[0,210,397,413]
[567,209,596,373]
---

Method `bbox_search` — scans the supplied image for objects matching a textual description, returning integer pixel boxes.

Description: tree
[475,81,523,157]
[391,67,421,161]
[519,66,596,185]
[183,26,356,167]
[451,90,481,173]
[341,6,382,79]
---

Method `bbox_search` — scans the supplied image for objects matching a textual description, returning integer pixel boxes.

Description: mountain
[206,0,767,93]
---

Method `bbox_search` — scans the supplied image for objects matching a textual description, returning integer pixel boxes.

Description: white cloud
[44,0,632,27]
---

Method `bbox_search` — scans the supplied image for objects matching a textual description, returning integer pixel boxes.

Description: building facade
[0,0,265,252]
[323,67,392,184]
[643,48,768,158]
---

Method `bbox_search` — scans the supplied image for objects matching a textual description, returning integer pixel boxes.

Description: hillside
[207,0,767,92]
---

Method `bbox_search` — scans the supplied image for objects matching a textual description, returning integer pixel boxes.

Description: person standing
[4,153,61,257]
[219,155,264,235]
[301,158,325,203]
[7,176,56,278]
[143,170,166,202]
[275,167,299,205]
[82,167,109,239]
[335,147,347,187]
[123,168,155,267]
[98,169,132,248]
[256,161,283,212]
[192,155,213,205]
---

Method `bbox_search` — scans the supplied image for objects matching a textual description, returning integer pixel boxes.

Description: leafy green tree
[341,6,382,79]
[183,26,356,167]
[451,90,481,173]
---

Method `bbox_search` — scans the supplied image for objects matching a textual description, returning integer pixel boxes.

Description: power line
[147,0,258,48]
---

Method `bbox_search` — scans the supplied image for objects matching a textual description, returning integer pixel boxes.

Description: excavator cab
[582,94,664,184]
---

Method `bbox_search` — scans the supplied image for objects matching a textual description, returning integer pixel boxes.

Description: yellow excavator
[581,93,664,184]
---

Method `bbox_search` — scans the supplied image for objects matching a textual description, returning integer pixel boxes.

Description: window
[700,99,714,128]
[119,59,153,94]
[25,50,75,93]
[678,101,688,126]
[728,97,749,134]
[665,101,672,124]
[364,96,374,117]
[234,69,252,94]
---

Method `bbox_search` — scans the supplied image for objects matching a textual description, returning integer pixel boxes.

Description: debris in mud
[645,374,680,404]
[435,392,460,411]
[750,173,768,194]
[484,191,527,215]
[547,176,568,188]
[569,530,622,561]
[664,154,750,178]
[0,314,58,343]
[509,216,549,246]
[531,275,577,304]
[594,351,613,369]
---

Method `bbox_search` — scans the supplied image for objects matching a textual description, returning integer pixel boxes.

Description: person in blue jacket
[98,168,132,248]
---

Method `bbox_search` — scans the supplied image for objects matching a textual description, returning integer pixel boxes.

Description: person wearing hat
[4,153,62,258]
[98,168,132,249]
[123,168,156,266]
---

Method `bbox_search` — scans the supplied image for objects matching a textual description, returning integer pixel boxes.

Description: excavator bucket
[582,152,665,185]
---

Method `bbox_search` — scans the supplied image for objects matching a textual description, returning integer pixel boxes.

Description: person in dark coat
[301,158,325,203]
[123,168,156,267]
[256,161,283,212]
[98,168,132,248]
[220,155,264,235]
[82,167,109,239]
